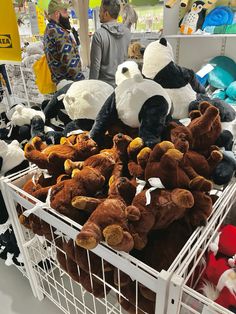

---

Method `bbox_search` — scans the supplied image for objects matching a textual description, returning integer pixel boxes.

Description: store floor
[0,259,60,314]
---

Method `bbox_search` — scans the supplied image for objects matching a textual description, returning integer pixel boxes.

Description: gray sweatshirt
[89,21,131,87]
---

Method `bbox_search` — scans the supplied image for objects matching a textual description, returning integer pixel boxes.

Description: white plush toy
[9,104,45,127]
[0,140,25,176]
[115,60,141,86]
[63,79,114,120]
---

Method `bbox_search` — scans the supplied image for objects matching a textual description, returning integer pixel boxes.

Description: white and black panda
[142,37,205,120]
[90,68,172,148]
[43,80,114,136]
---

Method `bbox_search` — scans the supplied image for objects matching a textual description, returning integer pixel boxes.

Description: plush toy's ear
[159,38,167,46]
[122,67,129,74]
[140,47,145,56]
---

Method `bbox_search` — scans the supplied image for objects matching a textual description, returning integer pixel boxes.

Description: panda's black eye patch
[0,157,3,171]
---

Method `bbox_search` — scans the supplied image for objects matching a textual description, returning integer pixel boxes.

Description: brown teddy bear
[125,187,194,250]
[24,132,99,174]
[127,137,152,181]
[49,166,105,223]
[64,133,133,181]
[187,101,222,155]
[75,177,136,252]
[169,121,223,179]
[145,141,212,191]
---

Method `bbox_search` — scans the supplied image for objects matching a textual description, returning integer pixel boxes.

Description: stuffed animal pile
[1,41,235,313]
[17,96,236,313]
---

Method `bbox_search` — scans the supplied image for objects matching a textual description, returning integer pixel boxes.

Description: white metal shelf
[165,34,236,39]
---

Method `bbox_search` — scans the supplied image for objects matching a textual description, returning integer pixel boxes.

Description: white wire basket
[166,177,236,314]
[1,167,173,314]
[1,166,235,314]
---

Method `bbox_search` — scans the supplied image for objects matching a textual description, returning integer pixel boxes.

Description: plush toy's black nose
[120,177,126,183]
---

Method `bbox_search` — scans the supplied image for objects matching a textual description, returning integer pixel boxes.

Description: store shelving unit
[162,2,236,69]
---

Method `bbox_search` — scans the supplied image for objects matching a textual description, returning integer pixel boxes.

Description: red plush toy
[200,252,236,310]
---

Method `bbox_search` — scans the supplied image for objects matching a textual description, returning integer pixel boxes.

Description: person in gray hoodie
[89,0,131,87]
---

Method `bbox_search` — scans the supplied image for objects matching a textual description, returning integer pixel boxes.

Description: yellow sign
[0,0,21,62]
[89,0,101,8]
[36,6,46,35]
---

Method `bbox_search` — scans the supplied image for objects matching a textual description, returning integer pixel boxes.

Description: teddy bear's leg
[189,176,212,191]
[72,196,103,213]
[148,141,175,162]
[125,205,141,221]
[186,191,212,227]
[64,159,84,174]
[137,147,152,168]
[33,186,51,201]
[105,230,134,252]
[127,137,144,160]
[31,136,47,151]
[207,149,223,173]
[24,144,50,169]
[76,222,102,250]
[189,110,202,121]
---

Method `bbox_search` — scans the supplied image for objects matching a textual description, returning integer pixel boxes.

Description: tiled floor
[0,259,60,314]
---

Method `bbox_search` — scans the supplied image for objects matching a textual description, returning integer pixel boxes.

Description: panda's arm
[139,95,170,148]
[43,83,72,119]
[90,92,118,144]
[180,66,206,94]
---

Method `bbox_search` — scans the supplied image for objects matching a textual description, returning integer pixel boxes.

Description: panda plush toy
[142,37,205,120]
[0,139,29,266]
[90,66,172,148]
[43,80,114,137]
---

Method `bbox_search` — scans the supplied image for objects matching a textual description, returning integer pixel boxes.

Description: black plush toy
[90,72,172,147]
[212,150,236,185]
[142,37,205,120]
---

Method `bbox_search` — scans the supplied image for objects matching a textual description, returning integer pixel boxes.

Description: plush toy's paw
[159,141,175,153]
[24,143,35,154]
[189,176,212,191]
[103,224,124,246]
[171,189,194,208]
[189,110,201,120]
[165,148,183,161]
[125,205,141,221]
[64,159,83,174]
[31,136,47,151]
[76,223,102,250]
[137,147,152,168]
[210,150,223,162]
[187,212,207,227]
[127,137,144,159]
[110,231,134,252]
[72,196,102,212]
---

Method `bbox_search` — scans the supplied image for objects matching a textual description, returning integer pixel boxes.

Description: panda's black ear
[140,47,145,56]
[122,67,129,74]
[159,38,167,46]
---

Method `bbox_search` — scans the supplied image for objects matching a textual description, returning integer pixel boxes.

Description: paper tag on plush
[197,64,214,78]
[67,129,84,137]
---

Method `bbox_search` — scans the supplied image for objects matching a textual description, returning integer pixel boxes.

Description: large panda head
[142,38,174,80]
[115,60,141,86]
[63,80,114,120]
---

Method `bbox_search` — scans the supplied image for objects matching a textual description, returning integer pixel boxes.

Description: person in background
[89,0,131,87]
[44,0,84,89]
